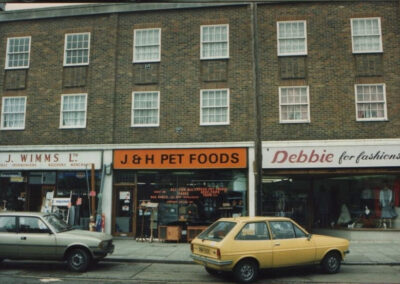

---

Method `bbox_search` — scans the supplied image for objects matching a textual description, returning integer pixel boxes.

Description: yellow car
[190,216,349,283]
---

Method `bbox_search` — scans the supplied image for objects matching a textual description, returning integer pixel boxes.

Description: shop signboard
[263,144,400,168]
[0,151,102,170]
[113,148,247,169]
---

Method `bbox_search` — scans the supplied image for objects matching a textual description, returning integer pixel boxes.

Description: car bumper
[191,254,232,266]
[93,244,115,258]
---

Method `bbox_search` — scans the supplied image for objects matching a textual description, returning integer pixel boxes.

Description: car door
[18,216,56,260]
[269,220,316,268]
[233,221,273,268]
[0,216,18,259]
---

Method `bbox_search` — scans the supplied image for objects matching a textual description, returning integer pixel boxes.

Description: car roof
[0,211,48,217]
[217,216,292,223]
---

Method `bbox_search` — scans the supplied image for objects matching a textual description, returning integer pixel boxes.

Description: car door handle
[20,236,27,240]
[274,243,280,246]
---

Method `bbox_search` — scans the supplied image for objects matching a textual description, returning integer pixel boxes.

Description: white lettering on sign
[263,145,400,168]
[0,152,102,170]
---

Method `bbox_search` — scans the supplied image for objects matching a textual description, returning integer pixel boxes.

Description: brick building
[0,1,399,239]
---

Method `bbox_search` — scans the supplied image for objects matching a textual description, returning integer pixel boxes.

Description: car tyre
[234,259,258,283]
[67,248,90,272]
[322,252,341,274]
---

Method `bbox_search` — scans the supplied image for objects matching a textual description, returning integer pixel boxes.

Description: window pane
[201,89,228,124]
[134,29,160,62]
[7,37,30,68]
[65,33,90,65]
[352,18,381,52]
[278,22,306,55]
[2,97,26,129]
[132,92,159,126]
[201,25,228,58]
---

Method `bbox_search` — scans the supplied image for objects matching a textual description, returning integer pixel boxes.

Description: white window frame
[200,88,230,126]
[1,96,27,130]
[200,24,229,60]
[279,86,310,123]
[5,36,31,69]
[277,21,307,56]
[133,28,161,63]
[59,93,88,129]
[355,83,387,121]
[63,32,91,66]
[351,17,383,54]
[131,91,160,127]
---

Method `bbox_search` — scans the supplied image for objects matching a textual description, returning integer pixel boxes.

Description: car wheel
[67,248,90,272]
[322,252,341,274]
[234,259,258,283]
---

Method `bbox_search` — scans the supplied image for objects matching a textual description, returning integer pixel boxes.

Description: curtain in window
[132,92,159,125]
[201,89,228,124]
[356,85,385,119]
[352,19,381,52]
[278,22,306,55]
[202,25,228,58]
[2,97,25,128]
[62,95,86,127]
[134,29,160,62]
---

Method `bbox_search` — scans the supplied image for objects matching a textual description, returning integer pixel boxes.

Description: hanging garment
[380,189,397,219]
[373,187,381,218]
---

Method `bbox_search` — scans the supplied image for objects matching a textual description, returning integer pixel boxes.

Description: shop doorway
[113,184,137,237]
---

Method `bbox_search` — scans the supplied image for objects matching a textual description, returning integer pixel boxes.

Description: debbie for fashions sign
[263,145,400,168]
[0,151,102,170]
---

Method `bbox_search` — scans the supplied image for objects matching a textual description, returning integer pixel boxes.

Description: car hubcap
[328,257,338,271]
[71,253,84,267]
[241,264,254,281]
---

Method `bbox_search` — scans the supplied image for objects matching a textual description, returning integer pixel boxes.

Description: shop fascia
[0,151,102,170]
[263,142,400,169]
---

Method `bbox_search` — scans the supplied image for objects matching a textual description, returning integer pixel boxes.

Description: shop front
[112,147,249,241]
[0,151,102,230]
[262,140,400,239]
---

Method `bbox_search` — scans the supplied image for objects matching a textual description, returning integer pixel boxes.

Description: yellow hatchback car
[191,217,349,283]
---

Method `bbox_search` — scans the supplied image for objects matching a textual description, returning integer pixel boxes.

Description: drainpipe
[251,2,263,216]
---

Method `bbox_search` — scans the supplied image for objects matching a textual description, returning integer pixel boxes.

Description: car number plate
[198,246,210,254]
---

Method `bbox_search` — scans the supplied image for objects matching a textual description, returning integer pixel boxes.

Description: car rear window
[197,221,236,242]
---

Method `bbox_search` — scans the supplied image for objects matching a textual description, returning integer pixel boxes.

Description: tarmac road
[0,260,400,284]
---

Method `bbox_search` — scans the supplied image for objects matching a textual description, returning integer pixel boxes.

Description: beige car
[191,217,350,283]
[0,211,114,272]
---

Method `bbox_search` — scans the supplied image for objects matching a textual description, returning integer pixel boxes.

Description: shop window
[135,170,247,237]
[262,174,400,230]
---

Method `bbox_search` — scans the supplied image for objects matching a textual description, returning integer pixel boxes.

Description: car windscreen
[197,221,236,242]
[43,214,72,233]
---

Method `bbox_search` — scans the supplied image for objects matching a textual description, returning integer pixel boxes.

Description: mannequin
[379,182,397,228]
[337,204,351,226]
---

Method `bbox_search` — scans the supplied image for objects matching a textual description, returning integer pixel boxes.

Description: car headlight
[99,241,106,249]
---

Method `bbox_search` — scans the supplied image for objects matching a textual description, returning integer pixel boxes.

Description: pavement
[106,238,400,265]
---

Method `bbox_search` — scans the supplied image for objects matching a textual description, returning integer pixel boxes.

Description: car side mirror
[307,234,312,241]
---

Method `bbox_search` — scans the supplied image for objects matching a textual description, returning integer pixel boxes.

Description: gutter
[0,2,247,23]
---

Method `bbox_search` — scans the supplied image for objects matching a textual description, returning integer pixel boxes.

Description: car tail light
[216,248,221,259]
[190,244,194,252]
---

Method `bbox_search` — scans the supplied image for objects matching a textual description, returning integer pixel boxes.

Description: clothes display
[337,204,351,225]
[379,187,397,219]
